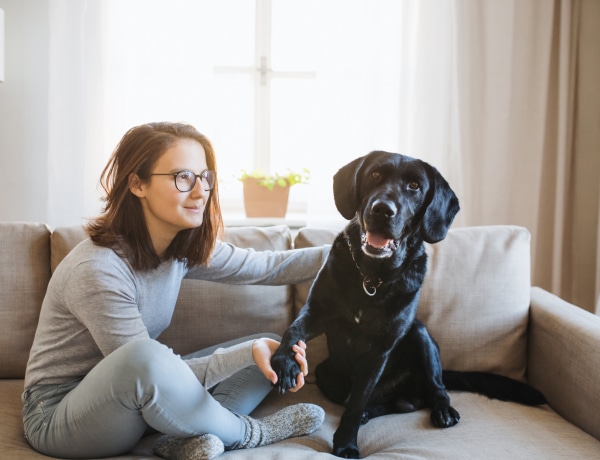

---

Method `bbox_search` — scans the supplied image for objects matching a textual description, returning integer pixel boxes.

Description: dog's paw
[270,351,301,394]
[332,429,361,458]
[332,443,360,459]
[430,405,460,428]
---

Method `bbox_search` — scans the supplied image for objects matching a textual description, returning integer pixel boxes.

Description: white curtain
[46,0,600,312]
[47,0,109,225]
[394,0,599,313]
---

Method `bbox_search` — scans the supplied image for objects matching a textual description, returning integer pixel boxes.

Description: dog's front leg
[332,352,390,458]
[413,321,460,428]
[271,303,324,393]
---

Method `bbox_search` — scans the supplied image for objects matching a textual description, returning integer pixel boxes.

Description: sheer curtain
[47,0,109,225]
[395,0,599,313]
[46,0,599,312]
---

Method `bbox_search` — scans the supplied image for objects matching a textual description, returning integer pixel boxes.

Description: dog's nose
[371,200,397,218]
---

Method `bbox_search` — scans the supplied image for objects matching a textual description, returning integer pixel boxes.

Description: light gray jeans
[22,334,278,459]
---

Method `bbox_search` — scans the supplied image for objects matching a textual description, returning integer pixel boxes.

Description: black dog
[271,151,545,458]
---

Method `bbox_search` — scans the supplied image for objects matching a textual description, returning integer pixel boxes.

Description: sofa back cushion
[158,225,293,355]
[0,222,51,378]
[50,224,89,272]
[51,225,293,356]
[294,225,531,381]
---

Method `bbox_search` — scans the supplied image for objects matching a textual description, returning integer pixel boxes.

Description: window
[104,0,405,222]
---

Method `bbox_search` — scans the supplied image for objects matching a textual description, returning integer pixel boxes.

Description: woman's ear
[128,173,146,198]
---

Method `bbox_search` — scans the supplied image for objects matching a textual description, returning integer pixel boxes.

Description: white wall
[0,0,50,224]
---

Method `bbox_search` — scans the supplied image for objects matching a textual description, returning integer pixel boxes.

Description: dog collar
[343,232,383,297]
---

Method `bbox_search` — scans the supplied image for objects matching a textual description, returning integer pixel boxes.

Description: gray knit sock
[153,433,225,460]
[239,403,325,449]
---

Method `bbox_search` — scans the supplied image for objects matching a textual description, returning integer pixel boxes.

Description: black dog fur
[271,151,545,458]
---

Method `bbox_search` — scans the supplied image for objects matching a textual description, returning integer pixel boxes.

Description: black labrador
[271,151,545,458]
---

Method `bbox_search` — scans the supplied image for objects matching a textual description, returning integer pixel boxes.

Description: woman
[22,122,328,460]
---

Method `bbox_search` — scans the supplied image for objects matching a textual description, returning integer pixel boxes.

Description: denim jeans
[22,334,278,459]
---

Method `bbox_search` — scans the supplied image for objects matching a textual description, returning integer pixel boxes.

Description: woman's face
[130,138,210,254]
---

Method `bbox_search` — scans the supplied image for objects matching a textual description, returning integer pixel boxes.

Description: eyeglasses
[150,169,216,192]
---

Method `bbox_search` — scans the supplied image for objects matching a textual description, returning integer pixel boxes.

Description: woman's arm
[61,257,151,356]
[184,338,308,391]
[185,241,329,286]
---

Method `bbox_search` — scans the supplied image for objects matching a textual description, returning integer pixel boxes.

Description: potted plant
[237,168,310,218]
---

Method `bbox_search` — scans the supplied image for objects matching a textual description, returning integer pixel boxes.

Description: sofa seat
[3,372,600,459]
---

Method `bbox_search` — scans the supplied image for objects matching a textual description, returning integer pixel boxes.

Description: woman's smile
[184,203,204,214]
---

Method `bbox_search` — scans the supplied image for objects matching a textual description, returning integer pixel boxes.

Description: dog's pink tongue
[366,232,392,249]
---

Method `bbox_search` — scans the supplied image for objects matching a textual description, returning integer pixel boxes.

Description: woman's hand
[252,338,308,392]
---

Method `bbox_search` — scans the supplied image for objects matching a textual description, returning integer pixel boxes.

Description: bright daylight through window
[105,0,405,223]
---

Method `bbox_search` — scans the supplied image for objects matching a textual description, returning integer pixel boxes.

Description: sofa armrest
[528,286,600,441]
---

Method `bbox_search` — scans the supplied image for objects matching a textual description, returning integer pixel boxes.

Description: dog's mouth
[362,232,399,258]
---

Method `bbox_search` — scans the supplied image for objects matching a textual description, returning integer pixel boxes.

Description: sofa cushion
[419,225,530,381]
[294,225,531,381]
[51,224,295,355]
[50,224,87,272]
[158,225,294,355]
[0,223,51,378]
[244,384,600,459]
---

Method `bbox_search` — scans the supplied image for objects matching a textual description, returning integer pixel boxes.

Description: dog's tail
[442,370,547,406]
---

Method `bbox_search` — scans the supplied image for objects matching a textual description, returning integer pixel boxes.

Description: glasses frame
[150,169,216,192]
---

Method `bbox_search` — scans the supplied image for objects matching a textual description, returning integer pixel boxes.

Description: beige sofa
[2,222,600,459]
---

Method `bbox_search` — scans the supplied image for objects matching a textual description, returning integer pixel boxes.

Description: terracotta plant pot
[242,178,290,217]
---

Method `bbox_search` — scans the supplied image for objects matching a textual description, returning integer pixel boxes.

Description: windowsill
[223,213,308,229]
[222,212,347,230]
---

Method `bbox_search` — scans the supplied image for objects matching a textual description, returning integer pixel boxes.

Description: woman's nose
[189,178,209,198]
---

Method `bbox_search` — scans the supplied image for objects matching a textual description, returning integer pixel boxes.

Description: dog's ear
[421,165,460,243]
[333,155,368,220]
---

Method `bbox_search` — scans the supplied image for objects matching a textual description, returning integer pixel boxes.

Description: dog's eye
[370,171,382,182]
[407,182,421,191]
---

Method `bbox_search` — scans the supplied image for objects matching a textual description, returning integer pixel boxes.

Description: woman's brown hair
[86,122,224,270]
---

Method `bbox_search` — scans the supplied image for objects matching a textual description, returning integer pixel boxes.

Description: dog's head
[333,151,459,257]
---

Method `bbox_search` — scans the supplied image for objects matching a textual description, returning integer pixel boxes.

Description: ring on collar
[343,232,383,296]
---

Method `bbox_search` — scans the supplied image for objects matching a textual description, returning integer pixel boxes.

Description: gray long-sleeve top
[24,238,329,390]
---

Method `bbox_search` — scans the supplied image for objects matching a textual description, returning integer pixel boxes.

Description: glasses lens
[175,171,196,192]
[200,170,216,191]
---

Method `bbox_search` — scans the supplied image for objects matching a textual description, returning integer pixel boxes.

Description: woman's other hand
[252,338,308,392]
